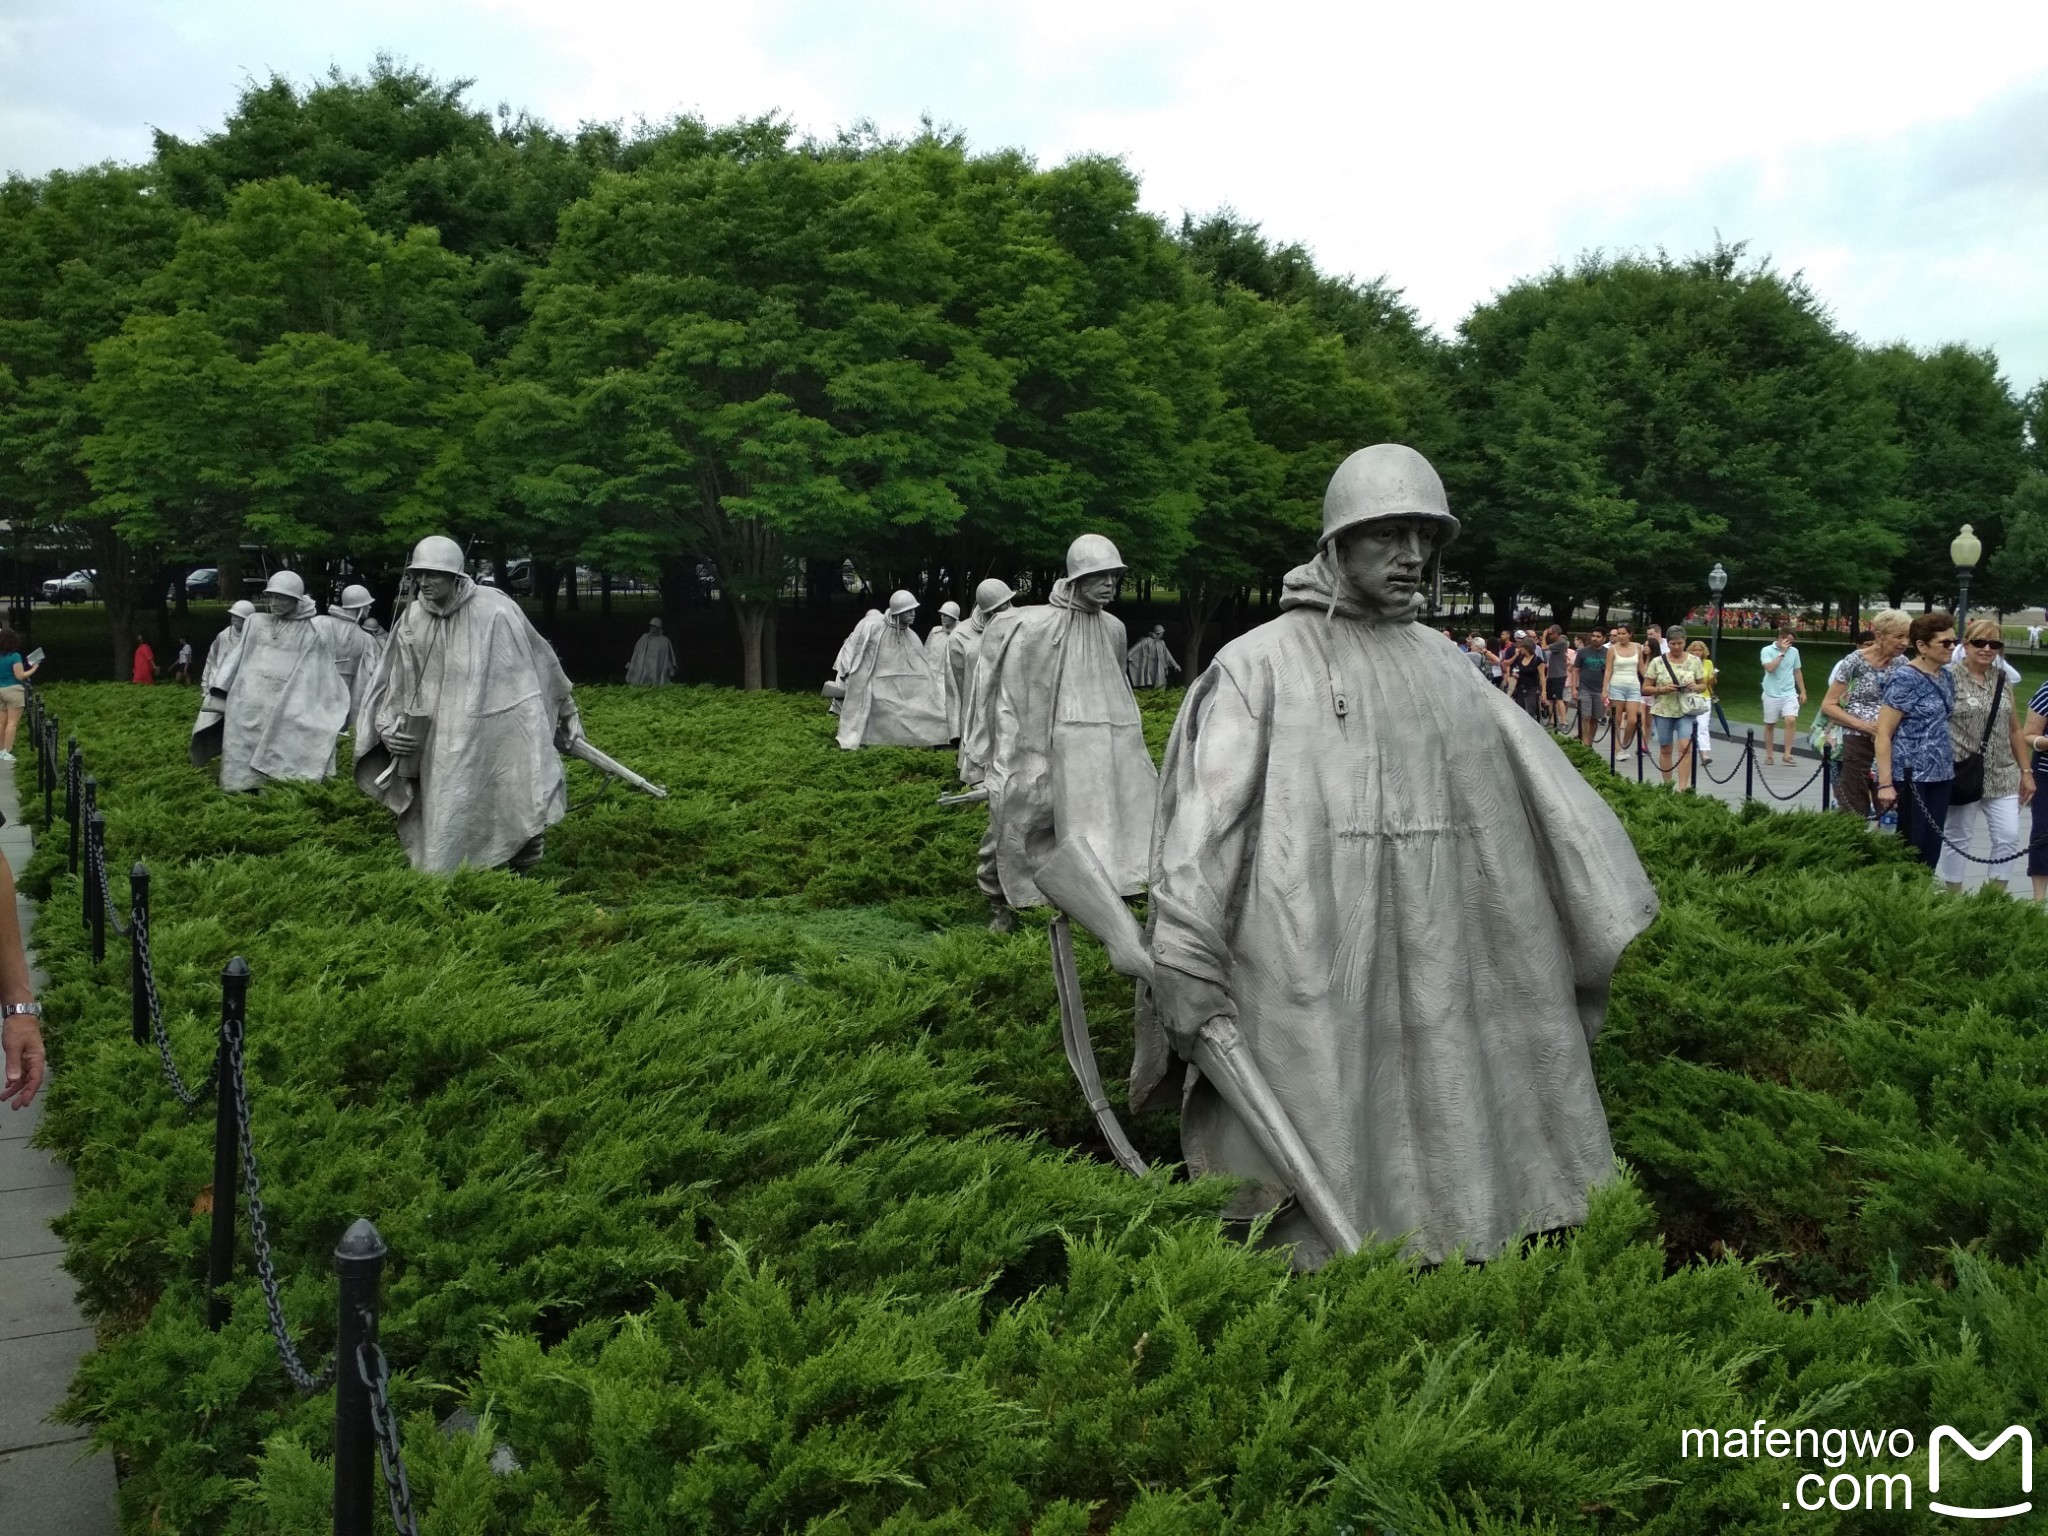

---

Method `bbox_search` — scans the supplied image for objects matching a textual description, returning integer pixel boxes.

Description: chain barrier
[226,1021,336,1392]
[1700,742,1748,784]
[1754,759,1825,801]
[86,812,131,938]
[138,898,214,1111]
[1906,782,2028,866]
[358,1342,423,1536]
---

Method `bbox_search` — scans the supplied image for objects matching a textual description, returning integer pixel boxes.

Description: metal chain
[227,1027,335,1392]
[1905,782,2027,866]
[358,1341,422,1536]
[1755,759,1824,801]
[87,816,130,938]
[139,903,214,1110]
[1700,745,1747,784]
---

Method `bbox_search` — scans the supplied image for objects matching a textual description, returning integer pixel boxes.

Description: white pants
[1693,711,1713,754]
[1935,792,2022,884]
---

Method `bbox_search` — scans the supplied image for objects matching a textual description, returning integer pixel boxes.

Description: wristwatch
[2,1001,40,1018]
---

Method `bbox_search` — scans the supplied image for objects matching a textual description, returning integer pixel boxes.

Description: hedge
[23,684,2048,1533]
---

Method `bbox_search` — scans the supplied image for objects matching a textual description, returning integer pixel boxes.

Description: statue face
[1075,571,1119,606]
[417,572,459,606]
[269,593,298,617]
[1333,518,1435,620]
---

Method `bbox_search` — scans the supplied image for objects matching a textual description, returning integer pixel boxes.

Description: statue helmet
[407,535,467,576]
[263,570,306,600]
[648,617,664,632]
[229,599,256,620]
[340,583,374,610]
[1065,533,1126,580]
[1319,444,1460,549]
[938,600,961,620]
[974,578,1015,613]
[887,589,919,619]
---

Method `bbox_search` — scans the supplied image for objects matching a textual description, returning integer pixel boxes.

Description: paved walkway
[0,761,119,1533]
[1589,720,2022,896]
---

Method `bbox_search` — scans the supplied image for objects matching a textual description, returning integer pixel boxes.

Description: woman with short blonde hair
[1822,609,1910,820]
[1937,616,2031,889]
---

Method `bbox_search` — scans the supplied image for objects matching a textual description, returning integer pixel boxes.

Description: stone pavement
[0,756,119,1534]
[1586,720,2022,897]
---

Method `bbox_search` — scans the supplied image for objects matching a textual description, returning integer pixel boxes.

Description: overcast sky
[5,0,2046,390]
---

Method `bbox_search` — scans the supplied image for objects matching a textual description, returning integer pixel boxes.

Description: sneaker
[0,750,15,762]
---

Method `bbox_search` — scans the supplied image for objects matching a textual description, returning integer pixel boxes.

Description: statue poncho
[835,619,950,750]
[950,609,1006,782]
[964,580,1158,906]
[314,608,383,720]
[625,626,677,686]
[1141,552,1657,1266]
[212,599,350,792]
[190,621,245,766]
[1126,634,1180,688]
[354,579,581,873]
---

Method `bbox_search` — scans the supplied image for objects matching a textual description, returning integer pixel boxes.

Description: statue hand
[1151,964,1234,1054]
[383,724,420,756]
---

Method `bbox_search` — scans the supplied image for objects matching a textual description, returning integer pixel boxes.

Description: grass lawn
[23,684,2048,1531]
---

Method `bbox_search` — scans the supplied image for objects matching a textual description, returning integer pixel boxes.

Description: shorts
[1545,677,1565,701]
[1608,681,1642,703]
[1651,712,1689,748]
[0,685,23,710]
[1576,691,1606,723]
[1762,694,1800,724]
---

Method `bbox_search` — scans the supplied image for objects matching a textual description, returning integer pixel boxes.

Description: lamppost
[1707,561,1728,667]
[1952,524,1982,630]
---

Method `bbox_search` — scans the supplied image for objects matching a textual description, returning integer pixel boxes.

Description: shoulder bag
[1663,655,1711,717]
[1949,668,2004,806]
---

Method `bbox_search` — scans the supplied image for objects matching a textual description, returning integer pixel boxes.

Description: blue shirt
[1760,643,1802,698]
[0,652,22,685]
[1881,665,1956,783]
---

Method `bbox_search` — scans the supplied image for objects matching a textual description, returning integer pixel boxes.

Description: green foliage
[25,685,2048,1533]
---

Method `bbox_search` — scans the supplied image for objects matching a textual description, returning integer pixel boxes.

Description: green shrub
[25,685,2048,1533]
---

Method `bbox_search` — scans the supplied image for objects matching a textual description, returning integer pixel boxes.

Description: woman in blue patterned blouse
[1874,610,1958,868]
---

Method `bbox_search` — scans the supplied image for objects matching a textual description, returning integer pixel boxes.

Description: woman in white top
[1602,623,1647,756]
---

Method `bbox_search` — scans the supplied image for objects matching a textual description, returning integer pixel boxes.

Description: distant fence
[24,689,418,1536]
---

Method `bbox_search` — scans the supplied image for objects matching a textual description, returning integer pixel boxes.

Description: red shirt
[132,643,155,685]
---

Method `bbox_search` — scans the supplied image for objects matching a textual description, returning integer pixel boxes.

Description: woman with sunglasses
[1935,618,2032,890]
[1874,611,1958,868]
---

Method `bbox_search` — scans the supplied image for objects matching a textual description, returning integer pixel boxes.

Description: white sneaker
[0,750,15,761]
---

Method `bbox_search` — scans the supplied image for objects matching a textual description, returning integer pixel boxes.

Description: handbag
[1663,655,1711,717]
[1949,668,2004,807]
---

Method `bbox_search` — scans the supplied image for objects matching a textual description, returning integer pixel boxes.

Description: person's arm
[1762,646,1784,673]
[1874,703,1904,805]
[1601,649,1614,701]
[1794,664,1806,704]
[10,660,29,684]
[1820,678,1862,731]
[0,853,44,1111]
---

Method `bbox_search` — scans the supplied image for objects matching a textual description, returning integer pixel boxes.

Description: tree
[84,177,484,605]
[1864,343,2028,611]
[513,131,1010,688]
[0,166,185,674]
[1447,247,1903,630]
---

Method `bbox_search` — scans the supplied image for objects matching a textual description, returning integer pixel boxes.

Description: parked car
[185,567,220,597]
[42,569,97,603]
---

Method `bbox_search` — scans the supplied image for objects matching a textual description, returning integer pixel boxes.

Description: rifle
[1031,836,1361,1257]
[564,736,670,798]
[936,786,990,807]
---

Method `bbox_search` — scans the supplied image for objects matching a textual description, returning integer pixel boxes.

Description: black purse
[1949,669,2004,807]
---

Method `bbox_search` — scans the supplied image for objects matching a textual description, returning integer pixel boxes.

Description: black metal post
[1956,569,1973,632]
[1635,729,1645,783]
[1743,731,1756,803]
[1820,746,1832,812]
[206,958,249,1332]
[1711,597,1723,668]
[333,1217,389,1536]
[88,813,106,964]
[41,716,55,828]
[130,864,150,1045]
[1608,714,1617,773]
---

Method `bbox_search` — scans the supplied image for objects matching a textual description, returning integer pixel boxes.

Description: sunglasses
[1967,638,2005,651]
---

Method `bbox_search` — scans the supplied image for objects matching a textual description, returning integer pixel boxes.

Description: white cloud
[4,0,2047,384]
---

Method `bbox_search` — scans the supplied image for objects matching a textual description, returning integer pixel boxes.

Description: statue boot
[987,897,1016,935]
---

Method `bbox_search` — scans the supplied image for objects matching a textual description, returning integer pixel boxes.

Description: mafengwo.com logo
[1679,1421,2032,1517]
